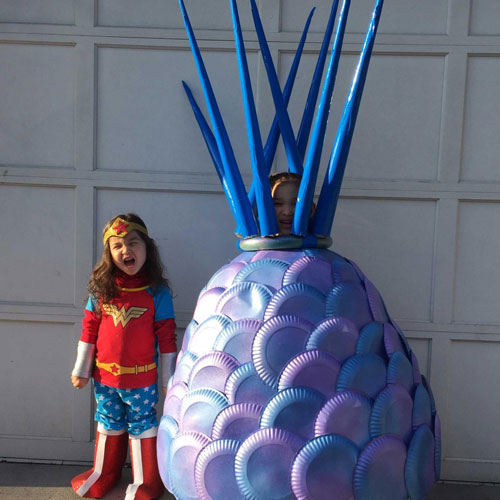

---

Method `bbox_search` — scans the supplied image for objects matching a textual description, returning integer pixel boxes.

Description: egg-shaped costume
[160,1,440,499]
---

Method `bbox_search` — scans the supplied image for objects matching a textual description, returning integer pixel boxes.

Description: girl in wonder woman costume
[70,213,176,500]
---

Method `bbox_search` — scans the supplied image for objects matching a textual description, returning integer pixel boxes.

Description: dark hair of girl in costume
[88,213,171,304]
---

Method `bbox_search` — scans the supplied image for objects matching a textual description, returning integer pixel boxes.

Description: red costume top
[80,271,176,389]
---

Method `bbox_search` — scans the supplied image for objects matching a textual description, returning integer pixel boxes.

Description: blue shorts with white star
[94,380,159,436]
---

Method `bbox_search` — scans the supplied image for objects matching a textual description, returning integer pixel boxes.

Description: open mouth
[124,257,136,268]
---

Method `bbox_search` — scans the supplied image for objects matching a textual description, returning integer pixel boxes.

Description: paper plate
[282,256,334,295]
[434,413,441,480]
[170,431,212,500]
[179,388,229,436]
[306,317,359,363]
[188,351,239,393]
[213,319,263,364]
[314,391,372,448]
[411,351,423,385]
[383,323,405,358]
[405,424,436,500]
[387,351,415,394]
[391,320,412,356]
[264,283,326,325]
[216,282,273,321]
[370,383,413,444]
[225,362,276,407]
[363,279,389,323]
[211,402,262,441]
[251,249,304,263]
[304,248,342,261]
[252,315,313,388]
[181,320,199,352]
[412,384,432,431]
[325,282,373,329]
[157,415,179,493]
[422,375,437,416]
[356,322,386,358]
[336,354,387,399]
[193,287,226,324]
[164,382,188,421]
[173,351,198,385]
[235,427,304,500]
[206,261,246,290]
[194,439,244,500]
[234,252,254,264]
[188,314,232,358]
[345,258,365,281]
[278,349,341,399]
[291,434,359,500]
[233,258,290,291]
[260,387,325,441]
[331,257,362,284]
[353,435,408,500]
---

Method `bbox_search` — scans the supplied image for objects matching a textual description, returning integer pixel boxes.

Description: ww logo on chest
[102,304,148,328]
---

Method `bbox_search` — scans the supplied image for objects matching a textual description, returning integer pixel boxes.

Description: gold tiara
[103,217,148,245]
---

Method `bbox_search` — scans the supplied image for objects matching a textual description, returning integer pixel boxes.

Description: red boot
[125,430,165,500]
[71,429,128,498]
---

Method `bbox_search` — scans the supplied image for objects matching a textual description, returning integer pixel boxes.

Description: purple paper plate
[193,287,226,324]
[412,383,432,431]
[213,319,263,364]
[216,282,273,321]
[188,314,232,358]
[363,278,389,323]
[306,317,359,363]
[325,282,373,329]
[181,319,199,352]
[304,248,342,261]
[330,258,363,285]
[252,315,314,388]
[211,402,262,441]
[205,261,246,290]
[194,439,244,500]
[172,351,198,386]
[163,381,188,421]
[251,249,305,263]
[225,362,276,407]
[370,383,413,444]
[282,256,334,295]
[387,351,415,394]
[235,427,304,500]
[233,258,290,291]
[314,391,372,448]
[383,323,405,358]
[353,434,408,500]
[434,413,441,480]
[157,415,179,493]
[356,322,386,358]
[422,375,437,416]
[278,349,340,399]
[291,434,359,500]
[187,351,239,393]
[411,351,423,385]
[260,387,325,441]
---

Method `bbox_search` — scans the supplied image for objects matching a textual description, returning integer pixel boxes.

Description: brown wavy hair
[87,213,171,304]
[269,171,302,197]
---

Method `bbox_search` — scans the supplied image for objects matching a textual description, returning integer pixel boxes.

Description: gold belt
[96,360,156,376]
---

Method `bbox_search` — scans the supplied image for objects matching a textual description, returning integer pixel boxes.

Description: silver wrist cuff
[160,352,177,388]
[71,341,96,378]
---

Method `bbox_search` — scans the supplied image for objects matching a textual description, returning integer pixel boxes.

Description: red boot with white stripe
[125,429,165,500]
[71,426,128,498]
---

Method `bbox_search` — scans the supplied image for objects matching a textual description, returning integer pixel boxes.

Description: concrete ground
[1,462,500,500]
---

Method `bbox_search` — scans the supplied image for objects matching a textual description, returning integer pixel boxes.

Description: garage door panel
[0,0,75,25]
[469,0,500,36]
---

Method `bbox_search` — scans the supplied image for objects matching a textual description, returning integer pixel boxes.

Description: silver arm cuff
[71,341,96,378]
[160,352,177,388]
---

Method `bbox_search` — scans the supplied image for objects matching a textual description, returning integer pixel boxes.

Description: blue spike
[179,0,257,237]
[249,0,303,175]
[296,0,340,162]
[294,0,351,236]
[248,7,315,206]
[230,0,278,236]
[313,0,384,237]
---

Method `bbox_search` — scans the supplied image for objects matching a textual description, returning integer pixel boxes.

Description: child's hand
[71,375,89,389]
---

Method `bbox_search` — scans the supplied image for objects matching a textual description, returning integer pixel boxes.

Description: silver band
[160,352,177,388]
[71,341,96,378]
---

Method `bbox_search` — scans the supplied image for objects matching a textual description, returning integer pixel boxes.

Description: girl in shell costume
[159,1,441,499]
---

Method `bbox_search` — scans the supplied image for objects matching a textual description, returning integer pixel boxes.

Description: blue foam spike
[294,0,351,236]
[296,0,340,162]
[230,0,277,236]
[250,0,303,175]
[313,0,384,237]
[179,0,257,237]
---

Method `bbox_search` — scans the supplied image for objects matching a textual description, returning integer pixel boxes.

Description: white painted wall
[1,0,499,482]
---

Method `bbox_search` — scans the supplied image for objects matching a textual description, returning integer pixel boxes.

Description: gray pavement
[1,462,500,500]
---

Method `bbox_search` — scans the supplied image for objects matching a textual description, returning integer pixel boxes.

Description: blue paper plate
[331,257,362,284]
[173,351,198,386]
[306,317,359,363]
[235,427,304,500]
[157,415,179,493]
[278,349,341,399]
[251,249,305,263]
[193,286,226,324]
[164,381,188,421]
[336,353,387,399]
[179,388,229,436]
[356,322,386,358]
[383,323,405,358]
[264,283,326,325]
[188,314,232,358]
[188,351,239,393]
[282,256,334,295]
[411,351,423,385]
[325,282,373,329]
[206,261,246,290]
[434,413,441,480]
[405,424,436,500]
[422,375,437,416]
[314,391,372,448]
[412,383,432,431]
[345,258,365,281]
[233,258,290,291]
[304,248,342,261]
[181,319,199,352]
[390,320,412,357]
[353,435,408,500]
[370,383,413,444]
[194,439,244,500]
[260,387,325,441]
[216,282,273,321]
[252,315,313,388]
[363,278,389,323]
[387,351,415,394]
[213,319,263,364]
[212,402,262,441]
[225,362,276,407]
[291,434,359,500]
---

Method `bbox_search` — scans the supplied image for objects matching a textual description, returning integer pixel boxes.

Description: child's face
[272,181,299,235]
[108,230,147,275]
